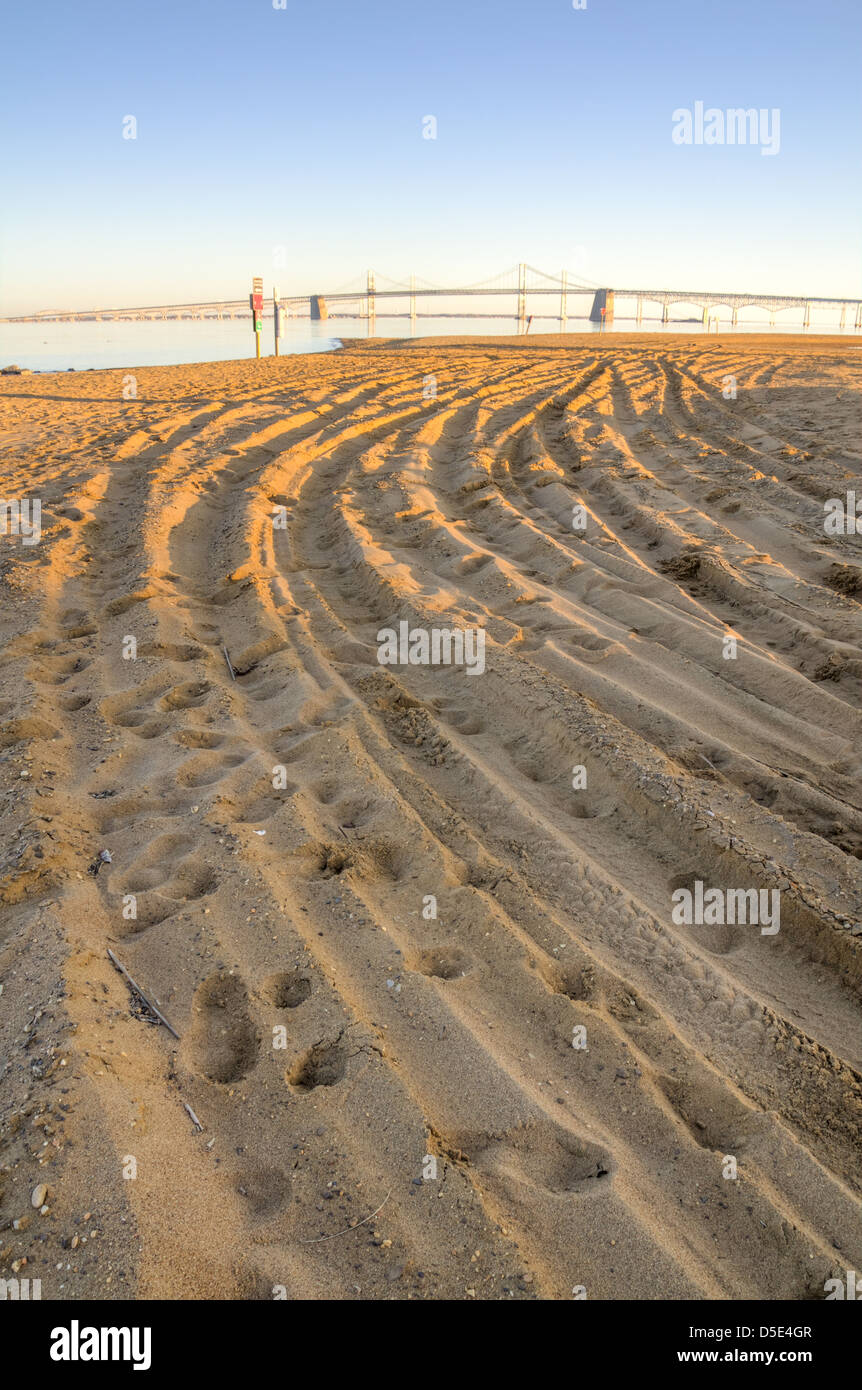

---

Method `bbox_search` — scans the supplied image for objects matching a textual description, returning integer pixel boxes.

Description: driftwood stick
[184,1102,204,1132]
[107,948,180,1039]
[222,644,236,680]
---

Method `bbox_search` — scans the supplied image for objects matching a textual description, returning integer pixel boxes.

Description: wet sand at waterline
[1,333,860,1301]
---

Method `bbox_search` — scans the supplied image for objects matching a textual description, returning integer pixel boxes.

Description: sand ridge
[0,336,860,1300]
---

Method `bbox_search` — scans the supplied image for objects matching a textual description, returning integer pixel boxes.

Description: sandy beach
[1,333,860,1301]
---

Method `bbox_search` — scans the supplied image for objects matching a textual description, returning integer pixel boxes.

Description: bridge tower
[366,270,376,332]
[517,263,527,333]
[410,274,416,325]
[559,269,567,330]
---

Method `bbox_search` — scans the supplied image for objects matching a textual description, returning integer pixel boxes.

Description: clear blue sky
[1,0,860,312]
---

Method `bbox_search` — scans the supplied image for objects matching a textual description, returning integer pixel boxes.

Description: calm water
[0,311,856,374]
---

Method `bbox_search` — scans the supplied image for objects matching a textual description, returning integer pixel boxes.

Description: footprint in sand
[159,680,212,711]
[231,784,297,823]
[410,945,473,980]
[95,791,189,833]
[265,970,312,1008]
[57,693,90,711]
[176,750,250,788]
[113,832,217,910]
[101,677,179,736]
[186,972,260,1084]
[138,641,205,663]
[286,1035,348,1091]
[0,717,59,749]
[173,728,225,750]
[32,654,91,686]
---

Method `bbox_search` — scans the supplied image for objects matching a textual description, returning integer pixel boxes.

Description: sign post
[273,286,281,358]
[249,276,263,359]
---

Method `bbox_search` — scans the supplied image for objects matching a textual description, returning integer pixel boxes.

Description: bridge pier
[803,302,810,329]
[636,295,643,325]
[856,304,862,331]
[839,303,846,330]
[732,305,738,327]
[310,295,328,321]
[661,300,669,325]
[560,269,567,330]
[589,288,614,324]
[410,274,416,325]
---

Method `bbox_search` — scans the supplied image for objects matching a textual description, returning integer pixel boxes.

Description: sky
[1,0,860,313]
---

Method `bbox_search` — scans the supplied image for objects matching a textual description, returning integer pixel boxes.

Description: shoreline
[2,330,860,379]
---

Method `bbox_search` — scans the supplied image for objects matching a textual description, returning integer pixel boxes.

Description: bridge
[3,265,860,330]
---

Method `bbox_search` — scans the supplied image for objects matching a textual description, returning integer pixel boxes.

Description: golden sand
[0,334,860,1300]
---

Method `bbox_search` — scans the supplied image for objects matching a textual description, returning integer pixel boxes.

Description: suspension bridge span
[3,265,860,330]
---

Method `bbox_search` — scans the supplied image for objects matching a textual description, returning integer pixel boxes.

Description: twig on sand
[297,1189,392,1246]
[222,644,236,681]
[106,948,180,1039]
[184,1102,204,1132]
